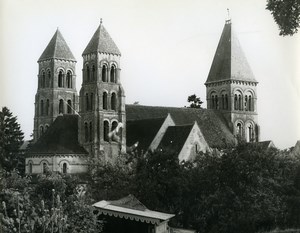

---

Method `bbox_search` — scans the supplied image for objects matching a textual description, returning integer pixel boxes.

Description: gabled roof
[93,195,174,224]
[126,118,166,152]
[205,20,256,84]
[158,124,194,155]
[38,29,76,62]
[109,194,148,211]
[82,23,121,56]
[256,140,276,150]
[28,115,87,155]
[126,105,236,148]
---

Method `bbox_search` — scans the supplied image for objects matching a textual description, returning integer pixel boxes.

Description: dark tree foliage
[266,0,300,36]
[87,155,135,201]
[187,94,203,109]
[0,107,24,173]
[0,171,101,233]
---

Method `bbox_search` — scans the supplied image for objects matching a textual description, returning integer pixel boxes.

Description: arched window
[40,100,44,116]
[110,65,116,83]
[84,122,88,142]
[85,93,89,111]
[103,92,108,110]
[244,96,248,111]
[215,95,218,109]
[41,72,46,88]
[40,126,44,136]
[211,95,215,109]
[92,65,96,81]
[112,121,118,131]
[102,65,107,82]
[90,93,94,111]
[237,123,242,137]
[104,121,109,142]
[221,95,225,109]
[225,94,228,110]
[238,94,242,111]
[89,122,93,142]
[86,65,90,82]
[46,99,49,116]
[45,125,49,131]
[247,124,254,142]
[47,70,51,88]
[67,100,72,114]
[111,93,117,111]
[29,162,33,174]
[66,71,72,88]
[248,96,252,111]
[42,162,48,174]
[58,70,64,87]
[59,99,64,114]
[234,94,238,110]
[62,163,67,174]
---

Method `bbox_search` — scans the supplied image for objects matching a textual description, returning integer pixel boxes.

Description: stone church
[25,19,259,174]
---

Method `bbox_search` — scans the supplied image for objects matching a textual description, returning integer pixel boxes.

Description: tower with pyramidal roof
[205,20,259,142]
[34,29,79,142]
[78,20,126,159]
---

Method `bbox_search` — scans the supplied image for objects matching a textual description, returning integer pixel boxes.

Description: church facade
[25,20,259,174]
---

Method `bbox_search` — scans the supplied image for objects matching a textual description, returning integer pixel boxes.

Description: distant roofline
[205,78,258,85]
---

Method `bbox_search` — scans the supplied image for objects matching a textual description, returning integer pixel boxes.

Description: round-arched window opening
[62,163,67,174]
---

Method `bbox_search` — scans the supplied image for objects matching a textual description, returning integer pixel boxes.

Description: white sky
[0,0,299,149]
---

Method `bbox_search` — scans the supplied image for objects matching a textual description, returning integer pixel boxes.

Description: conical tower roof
[82,22,121,56]
[205,20,256,84]
[38,29,76,62]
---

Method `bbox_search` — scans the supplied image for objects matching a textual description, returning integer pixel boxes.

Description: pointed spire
[82,22,121,56]
[205,21,256,84]
[38,29,76,62]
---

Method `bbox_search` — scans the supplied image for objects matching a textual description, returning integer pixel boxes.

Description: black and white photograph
[0,0,299,232]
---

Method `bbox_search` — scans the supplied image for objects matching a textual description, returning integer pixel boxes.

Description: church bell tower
[205,20,259,142]
[34,29,79,142]
[79,21,126,160]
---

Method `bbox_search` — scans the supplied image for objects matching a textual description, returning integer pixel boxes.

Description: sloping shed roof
[38,29,76,62]
[126,118,166,151]
[83,23,121,55]
[28,115,87,155]
[158,125,193,155]
[205,20,256,84]
[126,105,236,148]
[93,195,174,224]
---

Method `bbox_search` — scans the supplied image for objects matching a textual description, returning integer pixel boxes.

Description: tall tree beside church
[0,107,24,173]
[266,0,300,35]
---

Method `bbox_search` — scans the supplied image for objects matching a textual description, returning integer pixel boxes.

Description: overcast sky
[0,0,299,149]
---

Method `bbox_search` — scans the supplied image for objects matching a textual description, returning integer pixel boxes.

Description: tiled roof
[205,20,256,84]
[38,29,76,62]
[28,115,87,155]
[126,105,236,148]
[158,125,193,155]
[82,23,121,55]
[109,194,148,211]
[93,195,175,223]
[126,118,166,152]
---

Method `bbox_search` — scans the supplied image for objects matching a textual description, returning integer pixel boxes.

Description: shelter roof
[93,195,175,224]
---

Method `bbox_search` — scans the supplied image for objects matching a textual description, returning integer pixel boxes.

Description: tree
[187,94,203,109]
[266,0,300,36]
[0,107,24,173]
